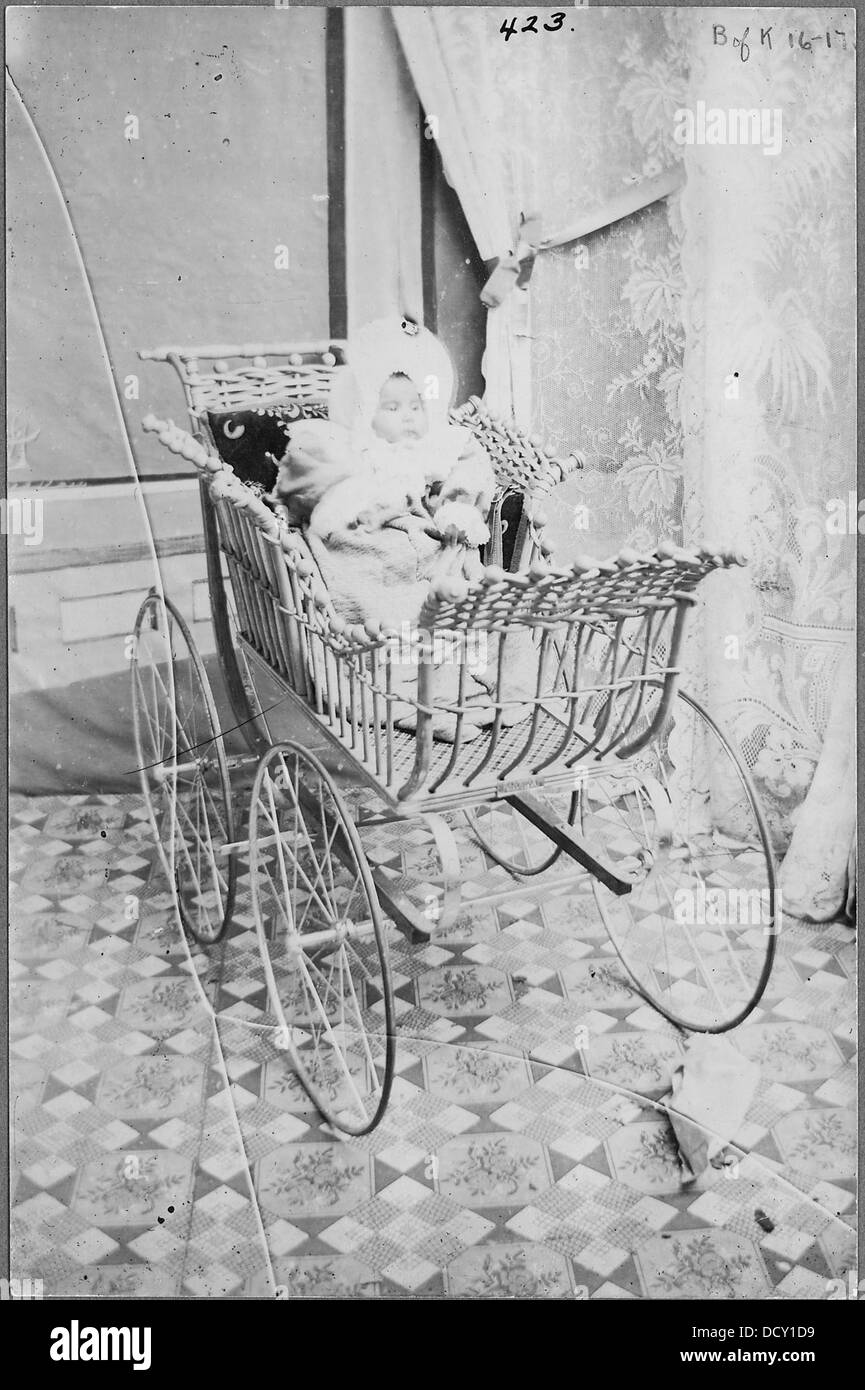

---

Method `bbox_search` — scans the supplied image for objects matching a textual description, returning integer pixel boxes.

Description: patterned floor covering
[9,792,856,1300]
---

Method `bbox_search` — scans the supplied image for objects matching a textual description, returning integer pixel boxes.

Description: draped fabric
[779,646,856,920]
[392,6,686,425]
[392,6,525,420]
[393,5,689,520]
[523,7,691,561]
[531,194,688,563]
[390,6,855,919]
[677,9,856,916]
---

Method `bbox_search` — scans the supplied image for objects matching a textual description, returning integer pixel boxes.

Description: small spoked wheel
[464,789,578,877]
[131,592,237,944]
[249,741,395,1135]
[579,685,776,1033]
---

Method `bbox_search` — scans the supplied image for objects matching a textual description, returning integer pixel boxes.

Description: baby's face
[371,375,428,444]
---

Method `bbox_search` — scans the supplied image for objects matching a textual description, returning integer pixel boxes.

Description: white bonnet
[328,316,456,431]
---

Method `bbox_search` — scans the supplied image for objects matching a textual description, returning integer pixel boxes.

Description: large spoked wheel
[131,591,237,944]
[579,685,776,1033]
[249,741,395,1136]
[464,790,578,877]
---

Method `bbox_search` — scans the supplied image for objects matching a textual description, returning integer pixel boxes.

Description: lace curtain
[393,5,855,918]
[677,8,855,917]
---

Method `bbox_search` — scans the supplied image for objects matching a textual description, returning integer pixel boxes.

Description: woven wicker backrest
[139,342,349,421]
[141,341,585,576]
[141,344,581,492]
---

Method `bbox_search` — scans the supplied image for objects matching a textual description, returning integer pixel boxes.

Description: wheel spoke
[175,792,228,899]
[131,594,236,946]
[265,771,297,931]
[283,769,340,919]
[318,781,338,901]
[296,956,369,1124]
[174,799,223,917]
[584,687,775,1032]
[248,741,394,1134]
[198,772,230,843]
[147,655,179,759]
[263,794,337,935]
[259,852,294,936]
[338,946,381,1087]
[132,664,164,767]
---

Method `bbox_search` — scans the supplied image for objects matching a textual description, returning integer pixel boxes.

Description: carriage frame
[131,339,777,1136]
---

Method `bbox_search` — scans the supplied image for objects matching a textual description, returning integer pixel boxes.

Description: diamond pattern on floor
[9,792,856,1299]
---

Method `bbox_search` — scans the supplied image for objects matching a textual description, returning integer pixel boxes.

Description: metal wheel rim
[463,794,576,876]
[131,592,237,944]
[581,685,776,1034]
[248,740,396,1135]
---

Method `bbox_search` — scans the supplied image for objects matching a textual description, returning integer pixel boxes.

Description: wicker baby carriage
[132,339,776,1136]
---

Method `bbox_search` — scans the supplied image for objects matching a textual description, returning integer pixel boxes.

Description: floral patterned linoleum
[9,793,856,1300]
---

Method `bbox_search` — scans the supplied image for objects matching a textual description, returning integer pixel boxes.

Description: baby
[306,372,434,539]
[270,347,495,548]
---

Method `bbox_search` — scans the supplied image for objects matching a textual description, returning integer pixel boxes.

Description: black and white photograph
[4,2,857,1314]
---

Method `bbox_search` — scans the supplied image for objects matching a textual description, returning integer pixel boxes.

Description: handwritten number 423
[501,14,567,40]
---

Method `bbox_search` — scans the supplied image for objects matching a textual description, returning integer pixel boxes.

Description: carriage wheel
[464,789,578,876]
[131,592,237,944]
[579,686,776,1033]
[249,741,395,1135]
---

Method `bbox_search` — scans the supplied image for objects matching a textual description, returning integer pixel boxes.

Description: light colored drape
[779,644,856,920]
[391,6,527,421]
[393,6,688,429]
[387,5,855,918]
[678,8,856,917]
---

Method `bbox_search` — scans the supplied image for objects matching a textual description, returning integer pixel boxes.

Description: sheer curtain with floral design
[392,6,688,429]
[391,5,855,920]
[677,8,855,918]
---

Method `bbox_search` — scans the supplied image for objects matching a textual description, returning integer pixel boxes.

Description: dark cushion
[207,401,328,491]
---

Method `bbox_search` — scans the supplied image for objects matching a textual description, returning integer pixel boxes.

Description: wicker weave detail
[450,396,584,498]
[188,365,341,414]
[140,348,746,804]
[418,545,744,634]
